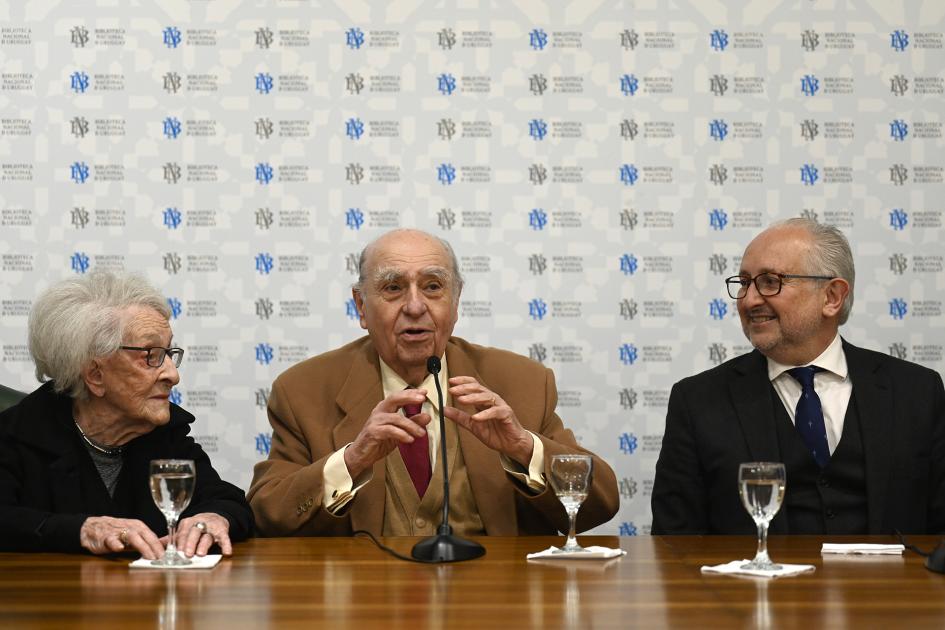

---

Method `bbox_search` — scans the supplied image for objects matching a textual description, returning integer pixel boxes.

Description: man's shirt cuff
[323,443,373,512]
[500,431,546,492]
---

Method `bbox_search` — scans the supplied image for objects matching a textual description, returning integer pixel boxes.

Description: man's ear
[352,288,368,330]
[451,284,462,327]
[82,359,106,398]
[822,278,850,319]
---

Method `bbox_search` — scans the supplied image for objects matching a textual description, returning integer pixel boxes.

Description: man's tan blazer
[248,336,619,536]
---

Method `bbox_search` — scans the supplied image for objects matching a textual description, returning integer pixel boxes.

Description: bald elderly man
[249,229,619,537]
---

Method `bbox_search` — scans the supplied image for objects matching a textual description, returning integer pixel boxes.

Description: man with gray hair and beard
[249,229,618,538]
[652,218,945,535]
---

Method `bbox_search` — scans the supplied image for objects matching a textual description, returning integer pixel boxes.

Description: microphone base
[411,533,486,563]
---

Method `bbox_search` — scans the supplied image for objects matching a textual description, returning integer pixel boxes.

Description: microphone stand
[411,356,486,563]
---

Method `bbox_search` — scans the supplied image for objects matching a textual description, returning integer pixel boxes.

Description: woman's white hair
[28,271,170,400]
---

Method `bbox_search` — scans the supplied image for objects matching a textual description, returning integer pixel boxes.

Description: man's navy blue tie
[787,366,830,468]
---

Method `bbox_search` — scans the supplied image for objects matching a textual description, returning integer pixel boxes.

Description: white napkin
[821,543,904,555]
[129,554,222,569]
[701,559,815,578]
[527,545,626,560]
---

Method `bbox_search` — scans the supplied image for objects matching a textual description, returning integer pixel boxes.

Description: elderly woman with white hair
[0,271,253,558]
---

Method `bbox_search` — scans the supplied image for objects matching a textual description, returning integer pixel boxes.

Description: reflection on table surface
[2,535,945,628]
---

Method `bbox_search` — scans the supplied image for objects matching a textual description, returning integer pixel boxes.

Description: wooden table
[2,535,944,628]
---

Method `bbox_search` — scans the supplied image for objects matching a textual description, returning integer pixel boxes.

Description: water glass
[549,454,593,553]
[149,459,196,567]
[738,462,786,571]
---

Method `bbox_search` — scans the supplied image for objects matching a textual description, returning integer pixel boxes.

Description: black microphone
[410,356,485,563]
[425,357,450,535]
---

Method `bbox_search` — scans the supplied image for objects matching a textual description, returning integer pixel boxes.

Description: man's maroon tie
[398,401,431,496]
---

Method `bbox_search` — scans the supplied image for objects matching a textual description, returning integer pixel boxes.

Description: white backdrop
[1,0,943,535]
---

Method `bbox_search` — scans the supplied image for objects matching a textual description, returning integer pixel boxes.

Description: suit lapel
[446,340,517,535]
[730,350,782,462]
[843,340,893,534]
[730,351,788,533]
[333,341,387,534]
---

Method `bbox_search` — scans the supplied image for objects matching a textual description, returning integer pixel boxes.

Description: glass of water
[738,462,786,571]
[549,454,593,553]
[150,459,196,566]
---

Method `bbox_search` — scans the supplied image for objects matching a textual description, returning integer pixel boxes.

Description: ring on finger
[195,521,207,534]
[118,529,129,546]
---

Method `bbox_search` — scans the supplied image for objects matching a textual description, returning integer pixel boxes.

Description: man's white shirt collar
[766,333,848,382]
[378,355,449,410]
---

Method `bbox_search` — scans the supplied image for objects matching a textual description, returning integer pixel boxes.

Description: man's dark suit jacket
[651,339,945,535]
[0,382,254,553]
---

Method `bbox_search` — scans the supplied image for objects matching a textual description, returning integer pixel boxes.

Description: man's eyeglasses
[725,272,836,300]
[119,346,185,368]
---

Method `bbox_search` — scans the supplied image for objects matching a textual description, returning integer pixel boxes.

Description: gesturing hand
[444,376,533,467]
[79,515,165,560]
[344,388,431,479]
